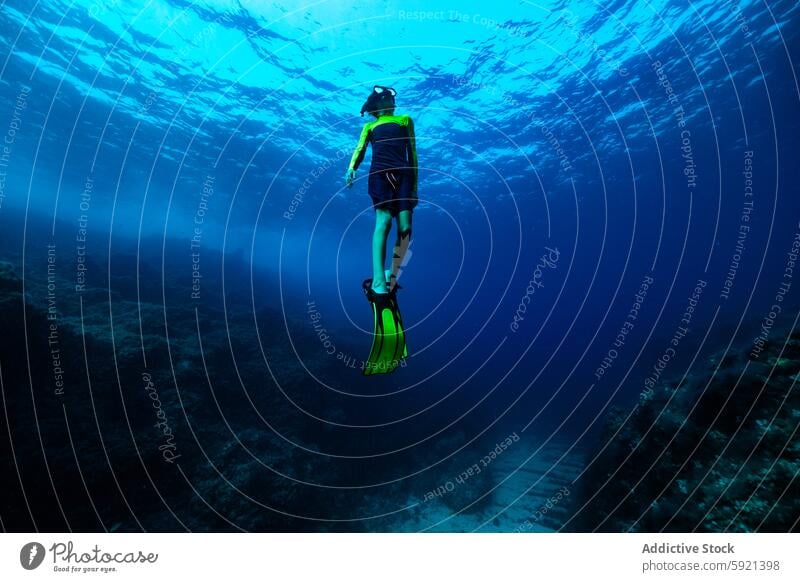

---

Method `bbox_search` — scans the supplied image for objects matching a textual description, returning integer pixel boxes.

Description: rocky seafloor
[1,252,562,532]
[566,324,800,532]
[1,246,797,532]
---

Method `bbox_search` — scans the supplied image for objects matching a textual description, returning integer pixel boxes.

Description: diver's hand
[344,168,355,188]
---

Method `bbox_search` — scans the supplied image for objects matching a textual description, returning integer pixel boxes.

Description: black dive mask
[360,85,397,116]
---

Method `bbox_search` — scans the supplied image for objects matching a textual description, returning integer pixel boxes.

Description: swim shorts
[368,168,417,216]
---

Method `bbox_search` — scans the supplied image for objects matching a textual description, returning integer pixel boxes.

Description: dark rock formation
[568,327,800,532]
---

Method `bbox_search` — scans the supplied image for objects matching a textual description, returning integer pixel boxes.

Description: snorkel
[361,85,397,117]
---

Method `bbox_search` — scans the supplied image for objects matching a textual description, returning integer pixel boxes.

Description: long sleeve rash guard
[348,114,418,192]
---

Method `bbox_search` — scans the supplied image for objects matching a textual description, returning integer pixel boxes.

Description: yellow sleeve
[406,117,418,192]
[348,123,372,171]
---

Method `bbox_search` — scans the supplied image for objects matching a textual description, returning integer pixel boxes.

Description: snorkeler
[345,85,418,374]
[345,85,418,294]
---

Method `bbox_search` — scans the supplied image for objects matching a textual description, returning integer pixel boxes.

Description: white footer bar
[1,533,797,581]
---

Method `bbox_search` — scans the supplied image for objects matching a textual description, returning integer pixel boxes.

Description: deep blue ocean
[0,0,798,532]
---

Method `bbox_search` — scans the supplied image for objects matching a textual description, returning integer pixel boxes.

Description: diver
[345,86,418,374]
[345,85,418,294]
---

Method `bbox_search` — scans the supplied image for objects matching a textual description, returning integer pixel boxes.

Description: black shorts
[368,168,417,216]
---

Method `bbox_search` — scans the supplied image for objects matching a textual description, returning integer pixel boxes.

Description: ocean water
[0,0,798,532]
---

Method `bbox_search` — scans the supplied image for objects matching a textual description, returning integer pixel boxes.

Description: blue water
[0,0,798,531]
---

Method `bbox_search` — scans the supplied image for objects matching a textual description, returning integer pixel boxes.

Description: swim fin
[362,278,407,375]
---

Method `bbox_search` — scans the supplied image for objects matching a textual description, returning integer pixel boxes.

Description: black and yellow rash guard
[348,114,418,191]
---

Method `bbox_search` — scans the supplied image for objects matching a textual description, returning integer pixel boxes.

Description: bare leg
[371,208,392,293]
[388,210,412,291]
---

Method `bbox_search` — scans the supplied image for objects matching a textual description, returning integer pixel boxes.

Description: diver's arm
[349,124,371,171]
[406,117,418,192]
[344,123,372,188]
[345,124,371,188]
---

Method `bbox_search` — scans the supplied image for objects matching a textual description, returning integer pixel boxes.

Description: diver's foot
[371,280,388,294]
